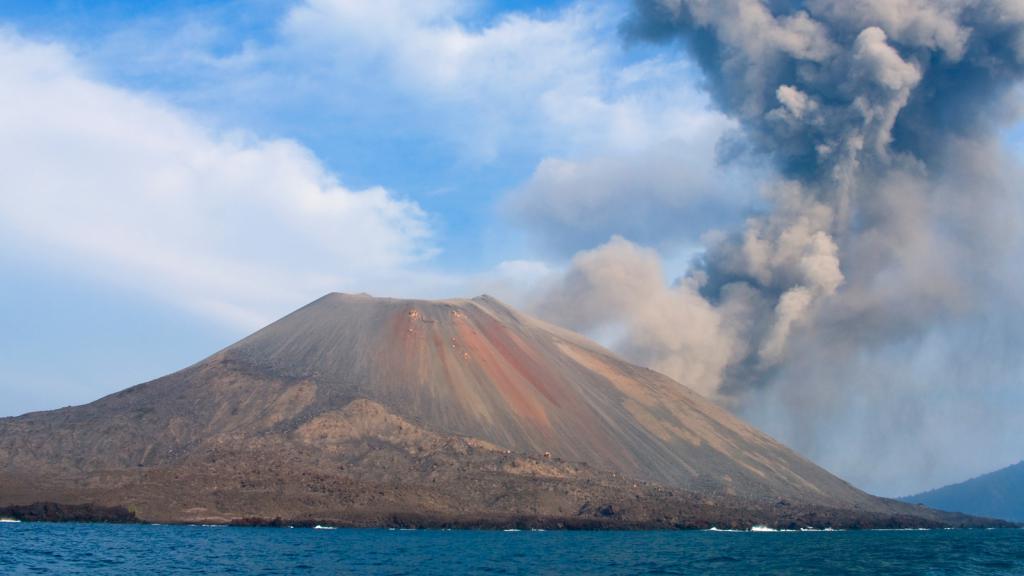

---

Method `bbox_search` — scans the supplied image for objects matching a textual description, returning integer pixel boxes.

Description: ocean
[1,522,1022,575]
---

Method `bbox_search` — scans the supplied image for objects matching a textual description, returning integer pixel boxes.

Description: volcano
[0,294,999,528]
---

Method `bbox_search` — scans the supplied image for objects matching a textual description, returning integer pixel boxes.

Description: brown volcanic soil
[0,293,1005,528]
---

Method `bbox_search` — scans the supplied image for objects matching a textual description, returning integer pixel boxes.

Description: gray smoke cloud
[534,0,1024,495]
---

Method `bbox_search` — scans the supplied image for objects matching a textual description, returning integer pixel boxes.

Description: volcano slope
[0,294,1000,528]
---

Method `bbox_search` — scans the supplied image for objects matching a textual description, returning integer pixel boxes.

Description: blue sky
[0,0,746,415]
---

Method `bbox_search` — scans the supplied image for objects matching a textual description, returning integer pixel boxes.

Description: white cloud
[271,1,754,257]
[280,0,717,160]
[278,0,599,160]
[45,1,748,262]
[0,31,437,328]
[0,2,737,329]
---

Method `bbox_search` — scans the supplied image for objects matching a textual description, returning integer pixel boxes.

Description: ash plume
[535,0,1024,494]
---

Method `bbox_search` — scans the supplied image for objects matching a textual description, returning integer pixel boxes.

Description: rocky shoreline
[1,500,1014,531]
[0,502,138,524]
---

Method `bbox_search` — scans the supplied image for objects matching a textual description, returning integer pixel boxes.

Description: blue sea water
[1,523,1022,575]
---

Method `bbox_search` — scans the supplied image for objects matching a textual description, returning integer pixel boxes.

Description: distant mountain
[902,461,1024,522]
[0,294,1002,528]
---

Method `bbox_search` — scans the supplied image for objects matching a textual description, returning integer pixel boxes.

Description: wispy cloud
[0,30,436,328]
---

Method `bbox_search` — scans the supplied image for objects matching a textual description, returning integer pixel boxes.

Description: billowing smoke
[534,0,1024,495]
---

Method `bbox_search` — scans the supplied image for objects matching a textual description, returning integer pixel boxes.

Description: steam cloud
[534,0,1024,495]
